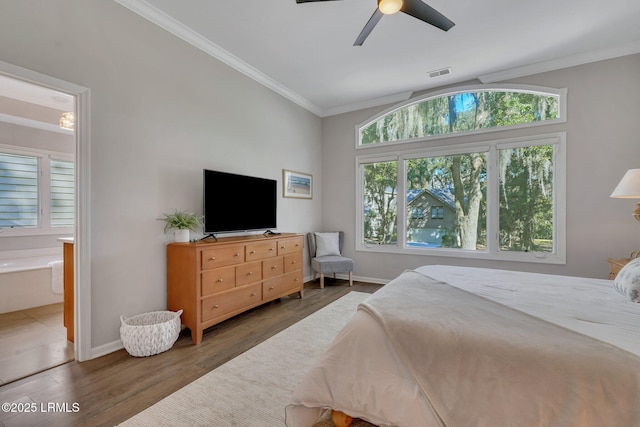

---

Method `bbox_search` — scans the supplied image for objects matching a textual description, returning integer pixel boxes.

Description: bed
[285,265,640,427]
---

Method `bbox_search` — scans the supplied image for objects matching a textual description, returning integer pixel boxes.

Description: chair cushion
[312,256,354,274]
[315,232,341,257]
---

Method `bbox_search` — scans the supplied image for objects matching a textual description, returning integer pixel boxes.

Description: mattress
[286,265,640,427]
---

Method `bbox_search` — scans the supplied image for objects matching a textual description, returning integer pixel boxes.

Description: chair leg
[349,271,353,287]
[320,273,324,289]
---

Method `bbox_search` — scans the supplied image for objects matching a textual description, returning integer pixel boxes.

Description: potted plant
[159,209,203,242]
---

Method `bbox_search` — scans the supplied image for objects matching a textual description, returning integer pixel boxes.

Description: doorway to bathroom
[0,71,82,384]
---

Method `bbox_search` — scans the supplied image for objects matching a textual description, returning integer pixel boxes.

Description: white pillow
[315,232,341,257]
[614,257,640,302]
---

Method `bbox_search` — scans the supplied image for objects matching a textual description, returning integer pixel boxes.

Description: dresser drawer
[263,270,303,300]
[284,252,302,273]
[277,236,304,255]
[246,241,277,262]
[263,256,284,279]
[201,283,262,322]
[201,245,245,270]
[201,266,236,296]
[282,269,303,291]
[236,261,262,286]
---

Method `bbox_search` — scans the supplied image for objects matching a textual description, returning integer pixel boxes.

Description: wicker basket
[120,309,183,357]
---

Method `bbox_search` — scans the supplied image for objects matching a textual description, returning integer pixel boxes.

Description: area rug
[119,291,373,427]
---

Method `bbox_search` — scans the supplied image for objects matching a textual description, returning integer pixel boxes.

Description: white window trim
[355,84,568,149]
[0,143,74,237]
[355,132,566,264]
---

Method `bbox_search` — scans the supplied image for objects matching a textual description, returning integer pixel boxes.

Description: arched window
[355,85,567,264]
[358,85,566,146]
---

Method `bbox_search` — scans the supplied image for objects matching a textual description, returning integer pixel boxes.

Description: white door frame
[0,60,92,361]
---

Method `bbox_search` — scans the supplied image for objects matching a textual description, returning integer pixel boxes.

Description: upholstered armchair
[307,231,354,289]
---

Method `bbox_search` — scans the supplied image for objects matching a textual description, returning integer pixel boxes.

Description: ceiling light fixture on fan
[296,0,455,46]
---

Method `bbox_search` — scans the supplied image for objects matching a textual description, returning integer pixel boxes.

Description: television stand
[166,233,304,344]
[264,230,280,236]
[200,234,218,242]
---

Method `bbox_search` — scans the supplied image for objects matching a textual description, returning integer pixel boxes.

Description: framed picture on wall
[283,169,312,199]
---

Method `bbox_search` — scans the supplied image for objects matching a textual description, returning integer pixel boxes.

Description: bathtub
[0,248,65,314]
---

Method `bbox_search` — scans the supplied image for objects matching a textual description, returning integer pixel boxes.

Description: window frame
[355,133,566,264]
[430,206,444,220]
[355,84,567,149]
[0,144,74,237]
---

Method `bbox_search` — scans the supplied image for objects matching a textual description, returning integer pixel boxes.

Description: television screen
[203,169,277,234]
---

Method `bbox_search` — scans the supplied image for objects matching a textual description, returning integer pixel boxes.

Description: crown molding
[478,39,640,83]
[114,1,640,119]
[113,0,324,116]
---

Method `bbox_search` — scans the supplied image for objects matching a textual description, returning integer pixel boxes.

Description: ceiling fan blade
[354,8,384,46]
[296,0,341,3]
[400,0,454,31]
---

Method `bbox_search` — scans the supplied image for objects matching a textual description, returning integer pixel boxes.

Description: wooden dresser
[167,233,304,344]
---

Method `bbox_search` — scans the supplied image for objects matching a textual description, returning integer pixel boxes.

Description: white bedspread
[417,265,640,356]
[286,266,640,427]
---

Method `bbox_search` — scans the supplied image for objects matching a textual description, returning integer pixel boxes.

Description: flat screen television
[203,169,277,234]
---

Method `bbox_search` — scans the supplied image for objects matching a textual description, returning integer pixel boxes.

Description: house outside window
[356,85,566,264]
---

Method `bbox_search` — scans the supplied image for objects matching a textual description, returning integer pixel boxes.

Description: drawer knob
[251,292,256,297]
[271,266,276,270]
[291,261,296,265]
[213,304,219,309]
[209,257,216,261]
[235,253,240,257]
[269,286,274,291]
[269,248,274,251]
[294,278,299,282]
[217,279,223,283]
[250,250,256,254]
[247,271,253,275]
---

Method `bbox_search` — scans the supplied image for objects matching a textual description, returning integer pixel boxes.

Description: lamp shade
[611,169,640,198]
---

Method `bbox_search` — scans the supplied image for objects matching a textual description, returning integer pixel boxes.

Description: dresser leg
[192,328,203,345]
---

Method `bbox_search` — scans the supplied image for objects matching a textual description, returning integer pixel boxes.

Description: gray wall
[321,54,640,281]
[0,0,322,351]
[1,0,639,356]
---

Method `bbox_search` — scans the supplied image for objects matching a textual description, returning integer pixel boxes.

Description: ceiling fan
[296,0,455,46]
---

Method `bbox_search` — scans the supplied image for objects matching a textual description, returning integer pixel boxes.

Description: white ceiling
[116,0,640,117]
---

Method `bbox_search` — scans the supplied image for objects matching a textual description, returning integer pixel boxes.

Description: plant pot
[174,229,190,243]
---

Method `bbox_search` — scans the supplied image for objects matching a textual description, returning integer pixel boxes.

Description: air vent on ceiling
[428,67,452,78]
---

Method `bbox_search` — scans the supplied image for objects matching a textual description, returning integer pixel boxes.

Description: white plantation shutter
[0,153,38,228]
[50,159,74,228]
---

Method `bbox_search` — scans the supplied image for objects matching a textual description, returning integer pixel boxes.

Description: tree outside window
[363,160,397,245]
[356,85,565,263]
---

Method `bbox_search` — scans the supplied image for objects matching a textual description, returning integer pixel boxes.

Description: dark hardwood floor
[0,279,381,427]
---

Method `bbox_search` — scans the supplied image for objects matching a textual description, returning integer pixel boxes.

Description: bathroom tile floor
[0,303,73,385]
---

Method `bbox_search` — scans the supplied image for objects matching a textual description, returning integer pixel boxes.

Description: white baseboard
[91,339,123,359]
[305,273,389,285]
